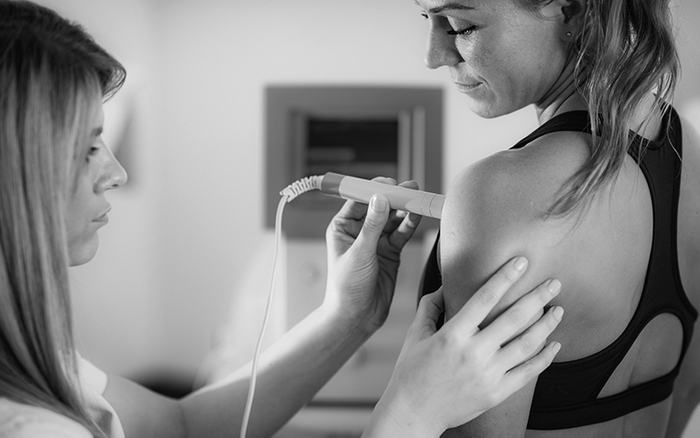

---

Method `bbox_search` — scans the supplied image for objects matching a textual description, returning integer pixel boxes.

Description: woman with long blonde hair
[0,1,565,436]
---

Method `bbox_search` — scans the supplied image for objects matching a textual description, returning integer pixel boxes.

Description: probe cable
[240,176,319,437]
[239,195,287,438]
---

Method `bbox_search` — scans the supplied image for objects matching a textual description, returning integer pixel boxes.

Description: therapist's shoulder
[0,398,91,438]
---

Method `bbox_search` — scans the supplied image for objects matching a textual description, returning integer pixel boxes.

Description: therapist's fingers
[479,279,561,347]
[405,288,445,344]
[378,180,421,249]
[443,257,530,333]
[334,176,397,221]
[498,340,562,400]
[498,305,563,370]
[352,194,391,253]
[386,211,421,251]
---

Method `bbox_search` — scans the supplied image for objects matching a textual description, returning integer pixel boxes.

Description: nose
[424,22,463,69]
[98,145,128,191]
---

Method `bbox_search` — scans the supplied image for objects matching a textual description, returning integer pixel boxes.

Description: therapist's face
[65,103,128,266]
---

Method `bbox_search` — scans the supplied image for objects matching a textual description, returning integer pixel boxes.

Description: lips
[94,206,111,223]
[453,81,482,92]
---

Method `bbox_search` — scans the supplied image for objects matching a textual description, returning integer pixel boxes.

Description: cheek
[65,208,99,266]
[455,37,489,70]
[64,179,98,265]
[455,32,521,90]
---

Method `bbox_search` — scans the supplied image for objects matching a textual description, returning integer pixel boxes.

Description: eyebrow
[414,1,476,14]
[91,127,103,137]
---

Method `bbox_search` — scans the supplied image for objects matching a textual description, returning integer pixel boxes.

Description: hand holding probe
[280,172,446,219]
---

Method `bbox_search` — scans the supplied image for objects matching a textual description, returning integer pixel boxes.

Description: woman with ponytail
[416,0,700,436]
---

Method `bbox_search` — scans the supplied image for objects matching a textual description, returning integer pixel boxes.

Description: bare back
[436,108,700,437]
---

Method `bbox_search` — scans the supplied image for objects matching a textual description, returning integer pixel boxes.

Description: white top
[0,357,125,438]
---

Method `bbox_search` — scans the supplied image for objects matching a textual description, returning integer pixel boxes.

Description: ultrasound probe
[280,172,445,219]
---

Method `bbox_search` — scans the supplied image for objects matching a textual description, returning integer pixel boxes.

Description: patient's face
[415,0,572,118]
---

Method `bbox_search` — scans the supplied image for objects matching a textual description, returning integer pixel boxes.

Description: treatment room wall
[49,0,539,382]
[37,0,700,410]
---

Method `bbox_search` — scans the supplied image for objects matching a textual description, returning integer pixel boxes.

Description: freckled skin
[419,0,571,118]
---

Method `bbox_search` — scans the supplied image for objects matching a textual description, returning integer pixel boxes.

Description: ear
[542,0,586,41]
[561,0,583,24]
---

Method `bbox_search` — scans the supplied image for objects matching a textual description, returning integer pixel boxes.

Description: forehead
[413,0,486,9]
[414,0,478,11]
[89,100,104,128]
[413,0,524,13]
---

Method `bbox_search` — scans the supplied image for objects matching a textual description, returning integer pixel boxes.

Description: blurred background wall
[32,0,700,434]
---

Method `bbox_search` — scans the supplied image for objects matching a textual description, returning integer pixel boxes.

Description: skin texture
[413,0,700,436]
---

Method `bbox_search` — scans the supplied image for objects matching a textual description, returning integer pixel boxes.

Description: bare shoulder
[440,127,650,358]
[446,130,591,214]
[440,130,591,317]
[443,130,591,246]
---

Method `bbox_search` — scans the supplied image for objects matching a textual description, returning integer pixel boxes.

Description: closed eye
[447,25,477,36]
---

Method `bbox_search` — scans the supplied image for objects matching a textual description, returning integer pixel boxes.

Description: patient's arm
[438,150,563,437]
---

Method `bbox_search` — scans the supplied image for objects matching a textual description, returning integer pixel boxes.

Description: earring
[566,31,573,38]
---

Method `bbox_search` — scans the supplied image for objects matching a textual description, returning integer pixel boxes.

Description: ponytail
[551,0,678,216]
[518,0,679,216]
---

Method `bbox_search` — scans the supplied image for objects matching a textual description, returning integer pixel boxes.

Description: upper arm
[439,150,567,328]
[439,157,553,437]
[438,144,588,437]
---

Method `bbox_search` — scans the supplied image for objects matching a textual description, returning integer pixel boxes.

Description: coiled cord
[279,175,322,201]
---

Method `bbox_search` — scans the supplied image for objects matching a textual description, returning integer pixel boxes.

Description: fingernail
[513,256,528,272]
[371,195,387,212]
[552,306,564,321]
[552,342,562,355]
[547,279,561,295]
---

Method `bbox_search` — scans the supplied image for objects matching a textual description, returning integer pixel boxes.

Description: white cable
[240,195,288,438]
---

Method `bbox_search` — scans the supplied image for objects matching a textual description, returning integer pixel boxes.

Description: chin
[68,236,100,267]
[468,100,521,120]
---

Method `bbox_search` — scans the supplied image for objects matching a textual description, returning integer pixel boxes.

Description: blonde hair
[0,1,125,435]
[519,0,679,216]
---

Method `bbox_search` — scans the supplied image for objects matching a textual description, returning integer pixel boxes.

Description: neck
[535,53,586,124]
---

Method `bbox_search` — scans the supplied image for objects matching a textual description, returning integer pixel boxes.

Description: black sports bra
[418,109,698,430]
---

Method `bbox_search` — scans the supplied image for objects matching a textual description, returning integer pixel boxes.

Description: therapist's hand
[366,257,563,437]
[324,178,421,334]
